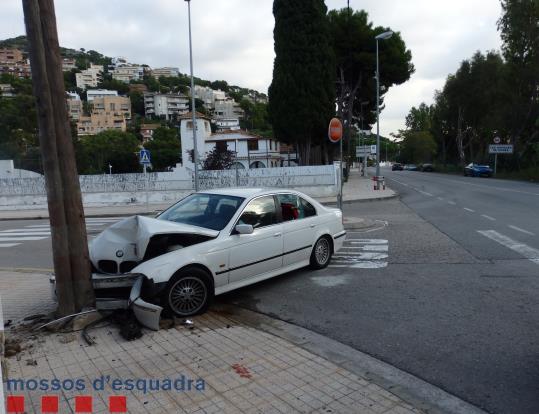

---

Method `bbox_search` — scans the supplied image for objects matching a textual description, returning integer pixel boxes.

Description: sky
[0,0,502,136]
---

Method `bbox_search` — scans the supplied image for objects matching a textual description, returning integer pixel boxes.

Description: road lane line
[0,236,48,242]
[437,197,444,201]
[508,225,535,236]
[481,215,496,221]
[448,201,456,205]
[477,230,539,265]
[463,208,475,213]
[0,243,20,248]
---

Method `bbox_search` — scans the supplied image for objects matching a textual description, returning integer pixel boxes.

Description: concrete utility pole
[23,0,94,315]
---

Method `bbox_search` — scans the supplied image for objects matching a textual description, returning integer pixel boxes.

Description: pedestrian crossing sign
[139,149,151,164]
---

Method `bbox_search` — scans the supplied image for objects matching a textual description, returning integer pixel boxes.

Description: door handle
[310,224,316,228]
[273,232,282,237]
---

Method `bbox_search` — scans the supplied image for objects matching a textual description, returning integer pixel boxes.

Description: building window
[248,140,258,151]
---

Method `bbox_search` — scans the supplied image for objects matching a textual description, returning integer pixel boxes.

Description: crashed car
[52,188,345,329]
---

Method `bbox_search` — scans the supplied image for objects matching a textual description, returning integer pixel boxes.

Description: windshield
[158,193,245,231]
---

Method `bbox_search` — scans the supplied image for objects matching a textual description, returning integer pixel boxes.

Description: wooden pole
[38,0,94,310]
[22,0,75,315]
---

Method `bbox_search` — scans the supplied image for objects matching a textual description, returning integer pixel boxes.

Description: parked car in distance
[392,163,404,171]
[420,163,434,172]
[54,189,346,328]
[464,163,493,177]
[403,164,419,171]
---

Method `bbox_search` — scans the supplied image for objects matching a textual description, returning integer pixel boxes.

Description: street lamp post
[375,31,393,182]
[185,0,199,191]
[359,101,369,176]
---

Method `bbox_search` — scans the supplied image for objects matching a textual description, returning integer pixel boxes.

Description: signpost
[489,141,513,175]
[139,149,151,174]
[328,118,344,209]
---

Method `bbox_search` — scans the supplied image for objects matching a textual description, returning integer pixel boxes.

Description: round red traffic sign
[328,118,343,143]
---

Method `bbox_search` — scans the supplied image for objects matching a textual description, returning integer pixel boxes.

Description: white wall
[0,165,338,209]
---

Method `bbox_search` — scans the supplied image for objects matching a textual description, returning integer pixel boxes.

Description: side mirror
[235,224,254,235]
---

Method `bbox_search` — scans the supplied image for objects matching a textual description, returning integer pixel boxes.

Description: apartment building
[193,86,226,110]
[75,64,103,90]
[62,58,77,71]
[66,92,83,120]
[77,113,126,136]
[0,48,24,63]
[140,124,160,144]
[214,99,244,120]
[87,89,118,102]
[111,65,143,83]
[151,67,179,78]
[90,95,131,119]
[144,92,189,120]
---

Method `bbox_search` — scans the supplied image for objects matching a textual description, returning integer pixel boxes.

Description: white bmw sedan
[86,188,346,327]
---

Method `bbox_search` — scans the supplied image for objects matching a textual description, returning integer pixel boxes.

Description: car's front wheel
[310,236,332,269]
[163,267,213,317]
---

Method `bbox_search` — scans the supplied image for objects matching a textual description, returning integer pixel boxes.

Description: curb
[0,296,6,414]
[215,304,487,414]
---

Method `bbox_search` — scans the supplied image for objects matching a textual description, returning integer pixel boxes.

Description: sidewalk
[0,271,423,414]
[0,170,396,220]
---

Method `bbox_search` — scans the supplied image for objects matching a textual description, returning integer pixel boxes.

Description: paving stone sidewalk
[1,272,421,414]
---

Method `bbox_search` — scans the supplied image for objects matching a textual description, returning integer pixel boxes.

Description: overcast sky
[1,0,502,136]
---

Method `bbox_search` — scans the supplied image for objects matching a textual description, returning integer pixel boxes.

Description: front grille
[98,260,118,274]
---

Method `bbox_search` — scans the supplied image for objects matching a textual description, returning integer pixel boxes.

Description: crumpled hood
[89,216,218,270]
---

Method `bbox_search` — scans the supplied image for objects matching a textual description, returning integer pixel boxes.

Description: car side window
[277,194,300,221]
[299,197,316,218]
[238,196,277,229]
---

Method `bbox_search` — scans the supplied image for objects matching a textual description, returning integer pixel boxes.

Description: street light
[375,30,393,181]
[359,101,369,176]
[185,0,199,191]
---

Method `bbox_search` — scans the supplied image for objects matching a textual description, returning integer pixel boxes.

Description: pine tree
[268,0,335,165]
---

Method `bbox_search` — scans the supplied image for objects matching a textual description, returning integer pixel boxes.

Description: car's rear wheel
[163,267,213,317]
[310,236,332,269]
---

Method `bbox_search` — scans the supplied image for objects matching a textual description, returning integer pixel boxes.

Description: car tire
[310,236,333,269]
[163,267,213,317]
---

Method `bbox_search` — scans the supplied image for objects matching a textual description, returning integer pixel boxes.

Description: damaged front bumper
[49,272,163,331]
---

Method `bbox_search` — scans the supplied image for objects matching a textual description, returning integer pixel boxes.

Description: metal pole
[376,38,380,181]
[186,0,199,191]
[494,153,497,176]
[339,127,343,210]
[360,107,364,176]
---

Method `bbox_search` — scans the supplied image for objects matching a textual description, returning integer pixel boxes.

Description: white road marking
[334,252,388,260]
[0,232,51,236]
[437,197,444,201]
[418,190,433,196]
[0,243,20,248]
[310,276,349,287]
[330,261,388,269]
[348,239,388,244]
[481,215,496,221]
[448,201,456,205]
[0,236,48,242]
[508,225,535,236]
[477,230,539,265]
[463,208,475,213]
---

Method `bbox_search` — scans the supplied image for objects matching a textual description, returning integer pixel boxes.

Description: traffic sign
[489,144,513,154]
[328,118,343,143]
[139,149,151,164]
[493,136,501,144]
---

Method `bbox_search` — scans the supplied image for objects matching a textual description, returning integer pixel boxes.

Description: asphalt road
[1,172,538,413]
[220,170,539,414]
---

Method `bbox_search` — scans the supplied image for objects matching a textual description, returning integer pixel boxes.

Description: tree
[77,130,140,174]
[327,8,414,162]
[268,0,336,165]
[144,127,181,171]
[398,130,437,164]
[202,145,235,170]
[405,103,433,131]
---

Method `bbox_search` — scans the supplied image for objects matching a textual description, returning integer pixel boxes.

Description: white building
[193,86,226,110]
[111,65,144,83]
[144,92,189,120]
[179,112,281,170]
[214,99,244,121]
[75,64,103,90]
[214,118,240,131]
[152,67,179,78]
[0,160,41,178]
[87,89,118,102]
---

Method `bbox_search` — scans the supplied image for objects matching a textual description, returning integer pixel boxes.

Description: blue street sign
[139,149,151,165]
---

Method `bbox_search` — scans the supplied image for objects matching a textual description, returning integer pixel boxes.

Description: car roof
[199,187,303,199]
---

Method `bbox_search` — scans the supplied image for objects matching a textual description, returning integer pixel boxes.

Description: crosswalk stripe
[478,230,539,265]
[334,252,388,260]
[0,243,21,248]
[347,239,388,244]
[0,232,51,236]
[0,236,48,242]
